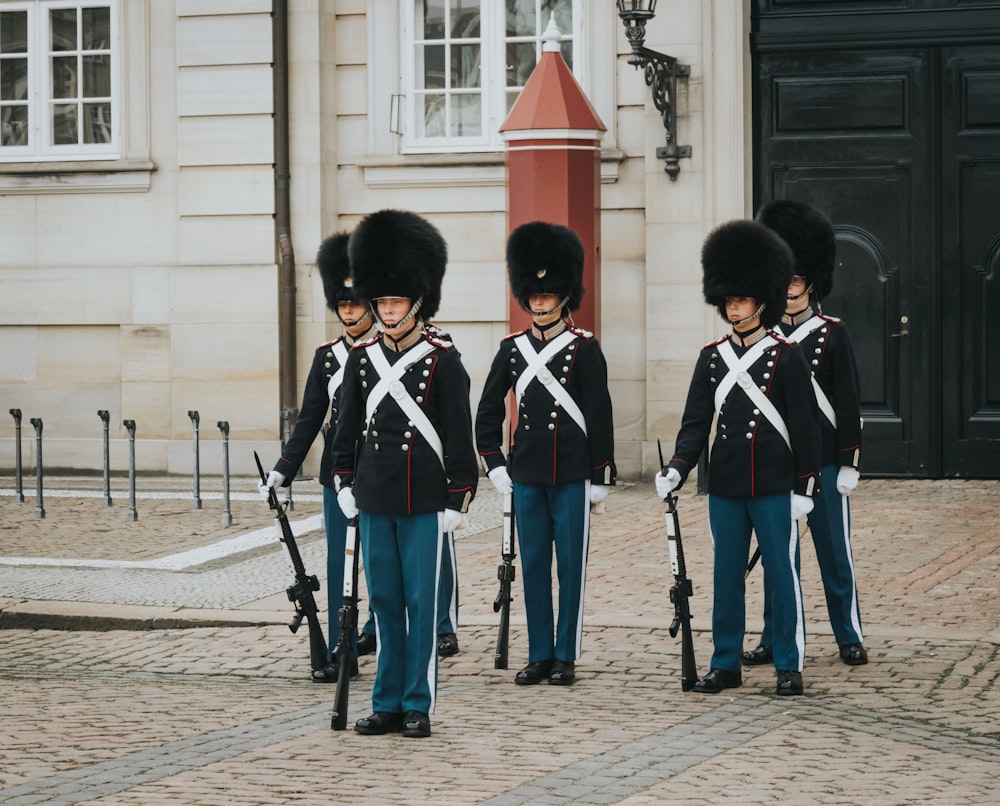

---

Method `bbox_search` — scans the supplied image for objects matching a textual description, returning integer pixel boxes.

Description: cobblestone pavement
[0,475,998,804]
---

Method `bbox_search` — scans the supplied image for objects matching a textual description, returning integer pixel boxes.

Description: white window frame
[0,0,121,163]
[390,0,599,156]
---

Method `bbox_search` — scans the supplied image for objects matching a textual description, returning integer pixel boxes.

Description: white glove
[442,508,464,532]
[488,466,514,495]
[655,468,681,498]
[791,493,814,521]
[337,487,358,519]
[837,466,860,496]
[257,470,285,501]
[590,485,609,505]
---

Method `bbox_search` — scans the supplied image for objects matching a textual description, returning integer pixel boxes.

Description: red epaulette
[568,325,594,340]
[425,329,454,350]
[769,331,796,347]
[501,328,530,342]
[351,332,381,350]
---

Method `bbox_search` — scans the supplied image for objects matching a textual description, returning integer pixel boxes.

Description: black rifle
[658,440,698,691]
[493,491,517,669]
[254,451,329,679]
[331,512,360,730]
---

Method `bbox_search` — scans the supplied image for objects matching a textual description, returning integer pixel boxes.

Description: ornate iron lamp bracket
[619,5,692,180]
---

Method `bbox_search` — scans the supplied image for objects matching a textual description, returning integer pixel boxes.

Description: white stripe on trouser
[425,513,444,714]
[841,492,863,641]
[443,531,458,630]
[574,480,592,660]
[787,506,805,672]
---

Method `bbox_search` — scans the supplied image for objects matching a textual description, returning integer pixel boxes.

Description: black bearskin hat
[316,231,363,311]
[702,219,794,329]
[506,221,585,312]
[348,209,448,320]
[756,199,836,300]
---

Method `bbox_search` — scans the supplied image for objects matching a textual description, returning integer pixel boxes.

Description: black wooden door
[756,47,937,475]
[940,46,1000,477]
[753,0,1000,479]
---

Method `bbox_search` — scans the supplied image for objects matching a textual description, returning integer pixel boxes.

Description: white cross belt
[327,339,349,403]
[785,315,837,428]
[513,331,587,436]
[715,336,791,451]
[363,340,444,469]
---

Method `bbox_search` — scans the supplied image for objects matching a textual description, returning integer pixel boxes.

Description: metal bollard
[188,410,202,510]
[280,408,295,511]
[123,419,138,522]
[9,408,24,502]
[217,420,232,526]
[29,417,45,518]
[97,410,113,506]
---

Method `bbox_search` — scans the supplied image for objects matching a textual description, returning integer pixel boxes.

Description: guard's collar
[345,321,376,346]
[531,318,567,342]
[782,306,816,328]
[730,324,769,348]
[383,321,424,352]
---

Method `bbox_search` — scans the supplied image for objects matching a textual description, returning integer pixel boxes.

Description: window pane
[422,0,445,38]
[52,103,78,144]
[506,0,535,37]
[82,7,111,50]
[451,1,479,38]
[506,41,535,88]
[452,92,480,136]
[418,44,445,90]
[83,54,110,97]
[451,43,480,88]
[1,58,28,101]
[543,0,572,34]
[1,11,28,53]
[52,55,78,99]
[559,40,572,71]
[422,94,446,137]
[83,101,111,143]
[1,105,28,146]
[51,8,78,51]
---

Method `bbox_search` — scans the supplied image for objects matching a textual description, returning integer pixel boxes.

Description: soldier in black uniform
[258,231,375,682]
[655,220,821,696]
[476,221,616,688]
[330,209,477,738]
[741,200,867,668]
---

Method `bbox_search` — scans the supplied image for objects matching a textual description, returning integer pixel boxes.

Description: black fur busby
[316,231,362,311]
[506,221,585,312]
[702,219,795,329]
[756,199,836,300]
[348,209,448,320]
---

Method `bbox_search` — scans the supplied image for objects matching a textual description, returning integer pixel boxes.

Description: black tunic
[476,325,616,487]
[668,332,821,498]
[330,329,478,515]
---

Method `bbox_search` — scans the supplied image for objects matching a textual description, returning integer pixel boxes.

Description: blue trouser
[323,486,358,662]
[758,464,863,648]
[514,480,590,663]
[437,530,458,635]
[360,510,441,715]
[708,492,805,673]
[357,530,457,639]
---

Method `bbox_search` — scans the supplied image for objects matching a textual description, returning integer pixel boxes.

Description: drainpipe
[273,0,297,425]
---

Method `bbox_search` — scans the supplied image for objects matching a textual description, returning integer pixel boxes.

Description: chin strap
[377,296,423,333]
[529,296,569,319]
[341,309,372,330]
[732,302,766,326]
[786,283,814,303]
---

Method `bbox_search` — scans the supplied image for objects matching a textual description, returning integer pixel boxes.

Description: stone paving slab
[0,477,998,804]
